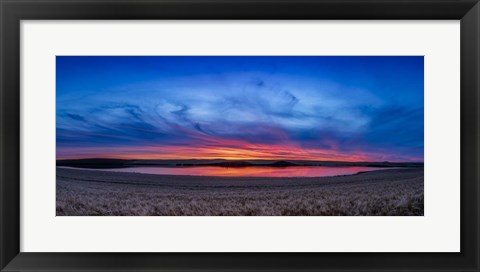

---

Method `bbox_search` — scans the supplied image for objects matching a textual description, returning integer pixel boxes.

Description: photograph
[56,56,424,216]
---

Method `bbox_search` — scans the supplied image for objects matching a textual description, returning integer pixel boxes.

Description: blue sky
[56,56,424,161]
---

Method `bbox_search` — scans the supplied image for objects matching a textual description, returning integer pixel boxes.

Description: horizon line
[56,157,424,163]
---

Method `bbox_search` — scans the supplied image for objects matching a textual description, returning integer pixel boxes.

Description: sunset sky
[56,56,424,162]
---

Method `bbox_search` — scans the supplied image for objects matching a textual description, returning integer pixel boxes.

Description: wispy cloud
[56,56,424,161]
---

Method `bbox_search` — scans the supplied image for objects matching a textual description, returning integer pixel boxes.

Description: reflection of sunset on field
[56,56,424,162]
[97,166,388,177]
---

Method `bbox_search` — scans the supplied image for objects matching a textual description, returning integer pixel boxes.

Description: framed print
[1,0,479,271]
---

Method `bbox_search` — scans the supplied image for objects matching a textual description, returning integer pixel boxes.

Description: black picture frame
[1,0,479,271]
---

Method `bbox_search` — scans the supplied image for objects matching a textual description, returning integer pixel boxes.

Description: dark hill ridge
[269,161,298,167]
[56,158,134,168]
[57,158,423,169]
[205,161,254,167]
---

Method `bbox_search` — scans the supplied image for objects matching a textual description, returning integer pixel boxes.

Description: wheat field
[56,167,423,216]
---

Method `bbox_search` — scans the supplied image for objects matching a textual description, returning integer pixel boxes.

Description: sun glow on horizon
[56,143,423,162]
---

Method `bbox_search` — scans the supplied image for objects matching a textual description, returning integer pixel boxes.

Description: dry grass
[56,167,423,216]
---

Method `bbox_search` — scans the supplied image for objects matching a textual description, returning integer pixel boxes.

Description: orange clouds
[57,139,422,162]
